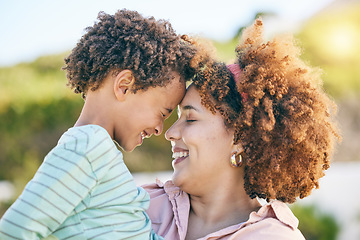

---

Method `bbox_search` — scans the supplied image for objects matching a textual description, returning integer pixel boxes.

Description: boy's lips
[141,130,150,139]
[138,131,149,145]
[140,130,151,141]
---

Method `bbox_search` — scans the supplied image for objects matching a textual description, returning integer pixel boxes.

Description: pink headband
[226,64,248,102]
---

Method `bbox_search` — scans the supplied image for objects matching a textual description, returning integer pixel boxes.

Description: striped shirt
[0,125,162,240]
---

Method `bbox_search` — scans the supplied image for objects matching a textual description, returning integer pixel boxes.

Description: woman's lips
[172,150,189,165]
[172,156,188,165]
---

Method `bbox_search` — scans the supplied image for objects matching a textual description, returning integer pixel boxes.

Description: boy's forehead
[164,76,186,101]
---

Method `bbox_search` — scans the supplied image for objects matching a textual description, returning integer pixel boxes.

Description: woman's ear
[114,70,135,101]
[232,141,244,155]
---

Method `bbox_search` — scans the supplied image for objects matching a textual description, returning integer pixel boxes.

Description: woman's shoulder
[142,180,189,212]
[143,180,182,198]
[142,180,180,222]
[239,200,305,240]
[142,180,190,239]
[255,200,299,229]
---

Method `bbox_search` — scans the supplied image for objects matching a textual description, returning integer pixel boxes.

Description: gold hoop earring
[230,153,242,168]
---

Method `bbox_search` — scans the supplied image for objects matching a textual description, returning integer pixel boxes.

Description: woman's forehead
[180,86,201,108]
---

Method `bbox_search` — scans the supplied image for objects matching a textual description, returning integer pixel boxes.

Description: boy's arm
[0,145,97,240]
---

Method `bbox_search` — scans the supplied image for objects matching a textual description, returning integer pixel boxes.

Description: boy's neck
[74,87,116,139]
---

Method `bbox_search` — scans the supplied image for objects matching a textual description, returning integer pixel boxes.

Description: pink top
[143,180,305,240]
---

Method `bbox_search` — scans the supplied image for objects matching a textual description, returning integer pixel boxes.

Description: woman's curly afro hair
[192,19,340,203]
[63,9,206,98]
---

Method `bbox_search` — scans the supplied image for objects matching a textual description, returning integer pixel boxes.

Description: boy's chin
[112,138,141,152]
[112,139,129,152]
[122,142,140,153]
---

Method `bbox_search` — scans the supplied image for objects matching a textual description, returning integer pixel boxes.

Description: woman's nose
[165,120,180,141]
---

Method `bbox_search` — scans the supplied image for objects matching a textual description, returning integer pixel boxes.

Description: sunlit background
[1,0,359,239]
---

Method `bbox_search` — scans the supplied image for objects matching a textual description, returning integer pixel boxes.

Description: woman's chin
[171,171,183,188]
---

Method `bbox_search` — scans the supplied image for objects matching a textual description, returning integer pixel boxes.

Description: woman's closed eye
[186,119,196,123]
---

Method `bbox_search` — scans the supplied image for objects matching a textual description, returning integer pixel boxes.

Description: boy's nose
[154,124,163,136]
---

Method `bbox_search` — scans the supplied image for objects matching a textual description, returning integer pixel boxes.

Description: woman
[143,19,340,240]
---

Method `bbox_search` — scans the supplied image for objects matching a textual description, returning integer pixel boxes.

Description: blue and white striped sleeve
[0,134,98,239]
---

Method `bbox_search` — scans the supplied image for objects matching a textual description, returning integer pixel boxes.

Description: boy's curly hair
[192,19,340,203]
[63,9,206,98]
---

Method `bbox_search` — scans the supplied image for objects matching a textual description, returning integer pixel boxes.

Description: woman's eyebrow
[181,105,199,112]
[178,105,200,115]
[177,104,199,116]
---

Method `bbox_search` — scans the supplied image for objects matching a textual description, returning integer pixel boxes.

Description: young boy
[0,9,202,239]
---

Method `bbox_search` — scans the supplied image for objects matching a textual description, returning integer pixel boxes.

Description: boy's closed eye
[163,108,174,119]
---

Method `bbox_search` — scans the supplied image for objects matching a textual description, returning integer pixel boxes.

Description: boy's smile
[114,72,186,152]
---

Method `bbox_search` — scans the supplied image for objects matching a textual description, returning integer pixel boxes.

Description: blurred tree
[291,204,339,240]
[296,1,360,98]
[0,54,81,186]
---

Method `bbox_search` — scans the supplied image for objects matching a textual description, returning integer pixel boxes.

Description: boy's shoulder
[58,124,114,154]
[46,124,123,181]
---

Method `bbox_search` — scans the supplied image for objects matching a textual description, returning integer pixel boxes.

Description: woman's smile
[171,147,189,166]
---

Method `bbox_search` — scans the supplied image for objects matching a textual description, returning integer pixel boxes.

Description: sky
[0,0,335,67]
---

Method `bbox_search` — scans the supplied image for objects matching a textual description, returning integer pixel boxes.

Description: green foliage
[296,3,360,98]
[0,53,81,187]
[291,204,339,240]
[0,53,73,113]
[211,38,238,63]
[0,97,83,182]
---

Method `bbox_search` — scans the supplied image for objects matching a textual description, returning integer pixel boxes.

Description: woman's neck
[185,170,261,240]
